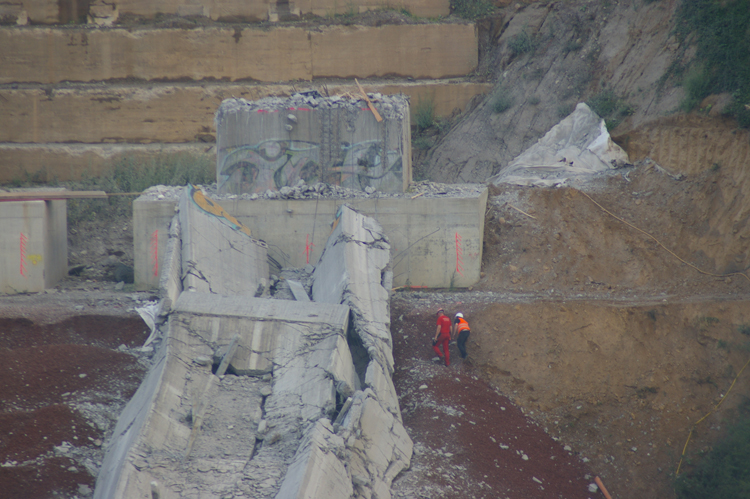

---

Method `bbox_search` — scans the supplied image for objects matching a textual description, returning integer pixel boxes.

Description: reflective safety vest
[456,317,470,333]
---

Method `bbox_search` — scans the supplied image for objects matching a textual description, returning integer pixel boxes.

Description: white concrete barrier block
[0,198,67,294]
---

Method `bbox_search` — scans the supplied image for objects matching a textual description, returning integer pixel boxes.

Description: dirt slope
[422,0,685,183]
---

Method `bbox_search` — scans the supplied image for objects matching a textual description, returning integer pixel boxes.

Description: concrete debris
[489,102,630,187]
[138,180,485,203]
[96,190,411,499]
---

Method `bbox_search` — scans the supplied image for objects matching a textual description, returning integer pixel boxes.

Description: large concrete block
[274,420,353,499]
[0,81,489,144]
[133,187,488,289]
[312,205,395,373]
[215,94,411,195]
[311,24,478,79]
[0,24,476,84]
[134,197,178,292]
[0,196,66,294]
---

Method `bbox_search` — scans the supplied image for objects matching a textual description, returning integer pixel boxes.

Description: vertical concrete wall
[6,0,449,25]
[0,198,67,293]
[133,198,178,294]
[215,95,411,195]
[134,191,487,291]
[0,25,478,84]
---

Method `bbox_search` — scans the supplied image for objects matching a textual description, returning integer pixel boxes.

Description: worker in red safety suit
[432,307,452,367]
[451,312,471,359]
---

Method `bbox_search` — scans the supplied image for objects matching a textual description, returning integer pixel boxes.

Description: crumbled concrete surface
[96,193,411,499]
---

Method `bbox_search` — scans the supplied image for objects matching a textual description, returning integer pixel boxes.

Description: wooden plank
[355,78,383,123]
[0,190,108,201]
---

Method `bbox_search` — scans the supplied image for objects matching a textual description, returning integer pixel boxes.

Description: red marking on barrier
[256,110,269,113]
[19,233,27,277]
[150,229,159,277]
[296,108,312,111]
[455,232,464,277]
[304,234,315,264]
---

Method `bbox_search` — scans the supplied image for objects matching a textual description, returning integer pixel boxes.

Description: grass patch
[676,0,750,127]
[586,89,634,131]
[450,0,495,20]
[66,154,213,225]
[414,96,436,131]
[674,416,750,499]
[490,88,514,114]
[413,136,432,150]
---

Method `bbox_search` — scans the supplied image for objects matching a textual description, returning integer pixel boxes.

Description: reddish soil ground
[0,308,148,499]
[390,300,599,498]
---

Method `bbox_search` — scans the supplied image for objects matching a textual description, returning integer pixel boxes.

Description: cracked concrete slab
[179,184,269,296]
[96,194,411,499]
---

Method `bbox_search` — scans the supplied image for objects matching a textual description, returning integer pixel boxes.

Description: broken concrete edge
[157,213,182,316]
[93,334,169,499]
[309,205,413,484]
[312,204,396,373]
[178,186,271,296]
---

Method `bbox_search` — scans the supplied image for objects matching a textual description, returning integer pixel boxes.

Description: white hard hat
[455,312,463,318]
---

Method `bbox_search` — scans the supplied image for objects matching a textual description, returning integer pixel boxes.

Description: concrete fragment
[287,280,310,301]
[489,102,630,187]
[274,420,353,499]
[178,185,269,295]
[312,205,395,374]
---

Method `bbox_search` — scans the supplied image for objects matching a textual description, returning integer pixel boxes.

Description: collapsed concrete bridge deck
[95,188,415,499]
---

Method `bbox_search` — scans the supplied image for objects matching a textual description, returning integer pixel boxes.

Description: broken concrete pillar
[178,184,269,295]
[214,93,411,195]
[312,205,395,375]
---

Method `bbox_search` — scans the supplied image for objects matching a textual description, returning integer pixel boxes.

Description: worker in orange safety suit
[451,312,471,359]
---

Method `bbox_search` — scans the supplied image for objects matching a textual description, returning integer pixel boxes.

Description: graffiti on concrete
[339,140,402,192]
[189,184,253,237]
[218,139,402,194]
[219,140,320,195]
[18,232,42,277]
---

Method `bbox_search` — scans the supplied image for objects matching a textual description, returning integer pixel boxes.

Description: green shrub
[450,0,494,20]
[586,89,634,131]
[674,416,750,499]
[508,30,537,57]
[491,90,514,114]
[414,97,436,131]
[528,95,541,106]
[676,0,750,127]
[413,136,432,150]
